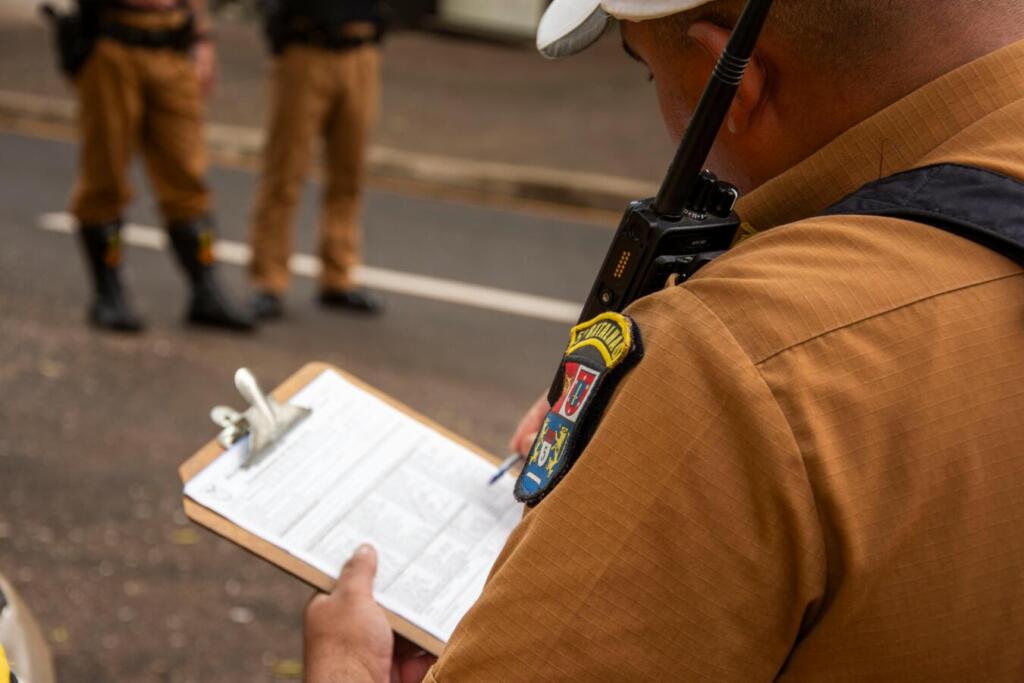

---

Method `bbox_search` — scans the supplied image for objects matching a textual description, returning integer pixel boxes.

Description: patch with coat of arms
[514,312,643,505]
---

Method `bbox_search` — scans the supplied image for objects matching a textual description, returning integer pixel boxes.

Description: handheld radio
[577,0,774,323]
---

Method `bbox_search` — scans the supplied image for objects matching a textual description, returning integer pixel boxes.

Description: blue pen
[488,453,523,485]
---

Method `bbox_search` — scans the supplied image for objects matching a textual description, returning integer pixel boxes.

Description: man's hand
[508,392,549,455]
[304,544,437,683]
[192,40,217,97]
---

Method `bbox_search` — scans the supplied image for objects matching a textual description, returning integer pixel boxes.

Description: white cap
[537,0,714,58]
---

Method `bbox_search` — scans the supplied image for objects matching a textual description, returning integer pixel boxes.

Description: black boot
[167,217,256,332]
[251,291,285,321]
[318,287,382,314]
[78,221,145,332]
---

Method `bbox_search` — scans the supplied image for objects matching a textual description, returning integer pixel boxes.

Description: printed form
[184,369,522,642]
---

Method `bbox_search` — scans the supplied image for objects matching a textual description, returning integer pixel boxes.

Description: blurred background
[0,0,670,680]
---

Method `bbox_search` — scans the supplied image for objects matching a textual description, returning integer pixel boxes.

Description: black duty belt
[278,25,382,51]
[99,19,194,52]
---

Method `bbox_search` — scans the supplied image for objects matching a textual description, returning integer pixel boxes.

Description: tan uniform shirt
[427,39,1024,681]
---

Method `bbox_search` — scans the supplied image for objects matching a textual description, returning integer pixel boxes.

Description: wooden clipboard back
[179,361,503,657]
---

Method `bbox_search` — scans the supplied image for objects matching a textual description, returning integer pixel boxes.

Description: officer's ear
[687,20,769,135]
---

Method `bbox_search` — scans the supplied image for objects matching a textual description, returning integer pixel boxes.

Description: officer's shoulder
[652,213,1018,365]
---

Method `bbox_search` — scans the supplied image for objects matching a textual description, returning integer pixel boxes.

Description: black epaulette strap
[822,163,1024,268]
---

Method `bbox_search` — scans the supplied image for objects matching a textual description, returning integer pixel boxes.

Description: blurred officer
[248,0,386,320]
[71,0,254,332]
[301,0,1024,680]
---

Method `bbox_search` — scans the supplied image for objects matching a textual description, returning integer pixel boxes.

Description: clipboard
[178,361,507,657]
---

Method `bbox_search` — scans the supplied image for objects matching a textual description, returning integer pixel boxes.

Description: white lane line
[37,212,582,324]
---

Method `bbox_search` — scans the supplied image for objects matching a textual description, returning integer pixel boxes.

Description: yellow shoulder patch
[565,312,633,369]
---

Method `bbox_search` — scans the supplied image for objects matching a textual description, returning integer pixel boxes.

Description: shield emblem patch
[514,312,643,505]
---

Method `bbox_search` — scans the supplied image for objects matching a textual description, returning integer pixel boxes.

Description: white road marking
[37,212,582,324]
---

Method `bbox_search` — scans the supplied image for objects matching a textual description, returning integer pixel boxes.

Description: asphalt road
[0,130,612,681]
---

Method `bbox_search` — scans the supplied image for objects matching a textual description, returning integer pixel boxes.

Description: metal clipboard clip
[210,368,311,463]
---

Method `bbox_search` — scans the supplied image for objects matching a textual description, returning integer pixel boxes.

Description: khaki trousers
[70,29,209,225]
[249,43,380,293]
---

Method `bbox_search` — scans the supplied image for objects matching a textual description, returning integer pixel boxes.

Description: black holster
[40,0,101,77]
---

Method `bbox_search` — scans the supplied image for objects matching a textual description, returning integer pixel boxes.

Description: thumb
[337,543,378,596]
[515,431,539,457]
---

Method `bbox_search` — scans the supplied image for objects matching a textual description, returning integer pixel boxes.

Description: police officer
[71,0,253,332]
[248,0,386,320]
[302,0,1024,680]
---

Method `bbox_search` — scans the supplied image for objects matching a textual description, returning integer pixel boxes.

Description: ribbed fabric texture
[427,39,1024,681]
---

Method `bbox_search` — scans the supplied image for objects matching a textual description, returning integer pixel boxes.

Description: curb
[0,89,655,212]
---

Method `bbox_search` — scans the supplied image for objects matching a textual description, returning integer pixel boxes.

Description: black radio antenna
[653,0,775,219]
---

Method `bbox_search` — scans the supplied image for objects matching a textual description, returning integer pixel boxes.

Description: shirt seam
[677,288,830,663]
[753,271,1024,366]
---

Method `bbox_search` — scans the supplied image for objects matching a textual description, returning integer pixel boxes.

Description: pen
[488,453,523,485]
